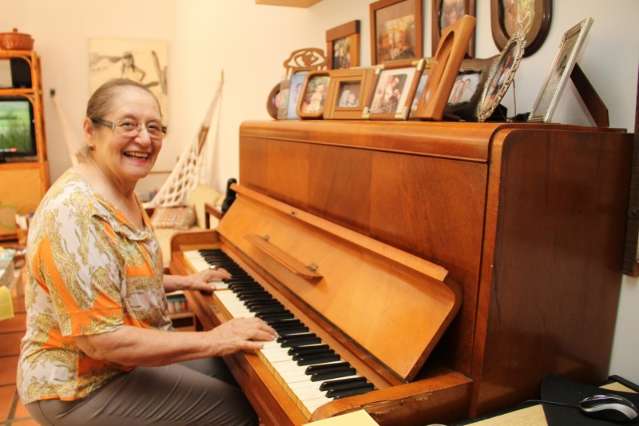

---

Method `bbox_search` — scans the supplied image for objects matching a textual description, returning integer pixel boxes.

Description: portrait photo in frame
[476,32,526,122]
[365,59,423,120]
[410,57,495,121]
[432,0,476,57]
[297,71,330,119]
[491,0,552,57]
[324,68,376,120]
[369,0,423,65]
[286,71,309,120]
[529,18,593,123]
[326,20,360,70]
[276,80,290,120]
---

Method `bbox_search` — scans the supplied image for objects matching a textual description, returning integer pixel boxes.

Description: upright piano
[170,120,632,425]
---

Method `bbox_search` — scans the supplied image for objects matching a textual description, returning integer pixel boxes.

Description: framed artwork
[476,32,526,122]
[266,82,281,119]
[432,0,476,57]
[324,68,376,120]
[326,20,360,70]
[364,59,424,120]
[286,71,309,120]
[369,0,423,65]
[529,18,593,123]
[412,15,475,120]
[89,38,168,116]
[491,0,552,57]
[277,80,290,120]
[410,57,494,120]
[297,71,330,119]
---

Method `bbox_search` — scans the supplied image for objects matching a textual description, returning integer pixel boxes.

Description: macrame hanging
[146,71,224,208]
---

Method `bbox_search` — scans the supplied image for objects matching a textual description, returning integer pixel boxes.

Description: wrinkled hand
[185,268,231,291]
[208,317,277,356]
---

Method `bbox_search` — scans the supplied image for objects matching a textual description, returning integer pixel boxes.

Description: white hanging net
[146,72,224,208]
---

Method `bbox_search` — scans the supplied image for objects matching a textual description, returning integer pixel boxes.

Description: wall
[3,0,638,382]
[0,0,178,181]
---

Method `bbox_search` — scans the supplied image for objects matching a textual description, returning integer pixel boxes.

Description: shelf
[168,312,194,320]
[0,161,42,170]
[255,0,322,7]
[0,88,35,97]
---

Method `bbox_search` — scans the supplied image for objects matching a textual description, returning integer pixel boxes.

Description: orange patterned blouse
[17,170,172,404]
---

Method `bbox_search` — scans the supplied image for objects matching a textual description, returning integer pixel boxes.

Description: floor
[0,266,37,426]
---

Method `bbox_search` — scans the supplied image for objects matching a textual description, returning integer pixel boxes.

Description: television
[0,98,36,162]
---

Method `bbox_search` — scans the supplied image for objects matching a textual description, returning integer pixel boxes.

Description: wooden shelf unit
[0,50,49,239]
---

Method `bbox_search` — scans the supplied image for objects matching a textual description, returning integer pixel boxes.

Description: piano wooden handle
[246,234,323,282]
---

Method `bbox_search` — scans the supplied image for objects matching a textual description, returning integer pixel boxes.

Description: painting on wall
[369,0,423,65]
[89,38,168,116]
[490,0,552,57]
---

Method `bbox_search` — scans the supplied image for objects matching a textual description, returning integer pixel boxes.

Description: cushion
[151,206,196,230]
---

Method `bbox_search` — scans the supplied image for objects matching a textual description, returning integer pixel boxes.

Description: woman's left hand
[184,268,231,291]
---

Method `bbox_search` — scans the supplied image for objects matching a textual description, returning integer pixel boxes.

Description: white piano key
[303,395,333,414]
[206,261,371,415]
[184,250,210,272]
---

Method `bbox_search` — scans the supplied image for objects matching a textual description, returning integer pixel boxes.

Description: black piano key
[269,319,304,328]
[311,368,357,382]
[252,305,288,315]
[244,299,280,307]
[305,362,350,375]
[296,353,340,366]
[327,383,375,399]
[277,333,321,347]
[319,377,368,392]
[288,344,330,356]
[257,312,294,321]
[292,348,335,360]
[272,322,307,332]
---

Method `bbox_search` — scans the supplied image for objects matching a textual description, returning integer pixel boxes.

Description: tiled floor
[1,266,39,426]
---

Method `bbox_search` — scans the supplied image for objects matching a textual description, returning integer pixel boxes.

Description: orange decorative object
[0,29,34,51]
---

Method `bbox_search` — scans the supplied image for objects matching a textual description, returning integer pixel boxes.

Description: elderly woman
[18,79,276,426]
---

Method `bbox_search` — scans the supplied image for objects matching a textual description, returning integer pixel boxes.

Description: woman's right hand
[207,317,277,356]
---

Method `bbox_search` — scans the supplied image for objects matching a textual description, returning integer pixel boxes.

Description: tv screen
[0,99,35,159]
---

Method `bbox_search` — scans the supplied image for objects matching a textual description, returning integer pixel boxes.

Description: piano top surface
[240,120,625,163]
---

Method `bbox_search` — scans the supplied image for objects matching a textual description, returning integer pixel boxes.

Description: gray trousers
[26,358,257,426]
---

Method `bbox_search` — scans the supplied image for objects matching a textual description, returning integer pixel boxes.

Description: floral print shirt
[18,170,171,404]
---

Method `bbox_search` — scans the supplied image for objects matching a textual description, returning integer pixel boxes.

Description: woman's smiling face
[89,86,163,186]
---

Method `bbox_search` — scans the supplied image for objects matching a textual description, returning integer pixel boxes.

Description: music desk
[463,382,636,425]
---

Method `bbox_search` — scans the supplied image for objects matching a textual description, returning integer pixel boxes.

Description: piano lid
[218,184,461,381]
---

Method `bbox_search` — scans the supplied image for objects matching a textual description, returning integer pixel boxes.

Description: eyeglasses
[91,117,167,140]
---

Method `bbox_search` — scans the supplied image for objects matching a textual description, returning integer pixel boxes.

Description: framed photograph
[369,0,423,65]
[364,59,424,120]
[529,18,593,123]
[491,0,552,57]
[326,20,360,70]
[297,71,330,119]
[276,80,290,120]
[286,71,309,120]
[266,82,282,119]
[432,0,476,57]
[410,57,494,120]
[412,15,475,120]
[476,32,526,122]
[324,68,376,120]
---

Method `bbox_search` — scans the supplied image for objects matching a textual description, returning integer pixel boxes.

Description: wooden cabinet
[0,50,49,239]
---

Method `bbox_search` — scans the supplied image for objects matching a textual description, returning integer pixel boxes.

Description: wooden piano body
[170,120,632,425]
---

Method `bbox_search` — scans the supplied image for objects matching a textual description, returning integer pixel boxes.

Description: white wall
[4,0,638,382]
[1,0,177,181]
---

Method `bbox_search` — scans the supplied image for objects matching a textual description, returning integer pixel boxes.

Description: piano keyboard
[184,249,375,414]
